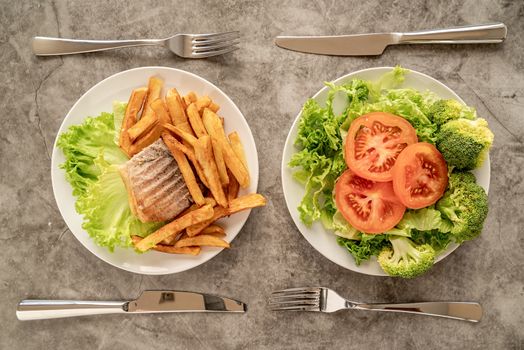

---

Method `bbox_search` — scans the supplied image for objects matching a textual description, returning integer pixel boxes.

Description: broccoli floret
[377,236,435,278]
[436,171,489,243]
[436,118,494,170]
[428,99,476,126]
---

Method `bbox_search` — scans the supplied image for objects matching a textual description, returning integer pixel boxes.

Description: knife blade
[275,23,506,56]
[128,290,246,313]
[16,290,246,320]
[275,33,395,56]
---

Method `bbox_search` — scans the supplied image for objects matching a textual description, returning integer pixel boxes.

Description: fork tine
[271,287,321,296]
[270,293,320,300]
[191,46,239,58]
[270,305,319,311]
[269,299,319,307]
[193,40,240,53]
[192,31,240,42]
[192,33,240,46]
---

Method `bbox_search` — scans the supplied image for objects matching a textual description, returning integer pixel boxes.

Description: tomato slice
[335,169,406,234]
[345,112,418,182]
[392,142,448,209]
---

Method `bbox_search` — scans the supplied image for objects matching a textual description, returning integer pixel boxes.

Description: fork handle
[32,36,164,56]
[398,22,506,44]
[356,302,482,322]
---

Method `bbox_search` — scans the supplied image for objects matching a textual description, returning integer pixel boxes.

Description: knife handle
[398,22,506,44]
[16,299,127,321]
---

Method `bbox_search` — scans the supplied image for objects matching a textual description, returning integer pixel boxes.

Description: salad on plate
[289,66,493,278]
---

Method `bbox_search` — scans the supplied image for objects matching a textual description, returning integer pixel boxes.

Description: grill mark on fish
[122,139,191,222]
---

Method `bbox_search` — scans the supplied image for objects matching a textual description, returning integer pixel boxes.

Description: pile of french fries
[118,76,266,255]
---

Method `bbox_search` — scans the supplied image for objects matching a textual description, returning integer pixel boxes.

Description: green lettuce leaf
[57,104,162,251]
[289,80,369,227]
[411,229,452,254]
[385,208,452,253]
[112,101,127,144]
[337,234,390,265]
[76,155,163,251]
[386,208,452,236]
[57,111,128,196]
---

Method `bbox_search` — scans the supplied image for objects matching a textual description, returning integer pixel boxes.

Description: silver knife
[16,290,246,321]
[275,22,506,56]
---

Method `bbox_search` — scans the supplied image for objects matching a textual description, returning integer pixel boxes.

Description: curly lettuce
[337,234,390,265]
[289,79,369,227]
[76,154,163,250]
[57,110,128,197]
[57,102,161,251]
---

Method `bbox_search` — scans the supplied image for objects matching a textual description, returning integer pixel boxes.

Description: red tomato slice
[392,142,448,209]
[335,169,406,234]
[345,112,418,182]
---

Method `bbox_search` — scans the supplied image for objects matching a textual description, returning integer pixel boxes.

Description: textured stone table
[1,1,523,349]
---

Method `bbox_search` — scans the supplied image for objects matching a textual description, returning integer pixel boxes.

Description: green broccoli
[377,236,435,278]
[436,118,494,170]
[428,99,476,126]
[436,171,488,243]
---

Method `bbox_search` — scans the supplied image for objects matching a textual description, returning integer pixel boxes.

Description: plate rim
[281,66,490,276]
[51,66,259,275]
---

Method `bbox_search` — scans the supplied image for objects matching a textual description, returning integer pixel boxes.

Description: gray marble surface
[1,0,523,349]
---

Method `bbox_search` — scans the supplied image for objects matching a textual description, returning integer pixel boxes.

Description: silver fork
[270,287,482,322]
[32,31,240,58]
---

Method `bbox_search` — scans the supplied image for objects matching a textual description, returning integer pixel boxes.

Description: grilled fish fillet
[119,139,192,222]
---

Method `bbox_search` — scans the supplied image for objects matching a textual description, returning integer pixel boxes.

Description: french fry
[202,108,249,188]
[227,170,240,201]
[128,77,163,141]
[161,204,199,245]
[186,103,208,137]
[203,197,217,206]
[132,236,200,255]
[174,235,230,249]
[228,131,248,170]
[152,244,201,255]
[202,231,226,238]
[186,216,222,237]
[201,224,225,236]
[163,123,197,146]
[119,87,148,157]
[161,198,215,245]
[128,98,170,156]
[150,98,171,126]
[187,193,266,236]
[194,136,227,207]
[134,204,213,252]
[196,96,211,113]
[209,102,220,113]
[183,91,197,106]
[227,193,266,213]
[177,121,197,136]
[164,133,209,188]
[211,138,229,186]
[128,123,162,156]
[162,132,205,206]
[166,88,190,126]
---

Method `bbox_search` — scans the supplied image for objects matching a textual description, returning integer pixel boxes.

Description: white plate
[282,67,490,276]
[52,66,258,275]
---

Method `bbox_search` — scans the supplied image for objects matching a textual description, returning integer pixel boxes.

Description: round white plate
[52,66,259,275]
[282,67,490,276]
